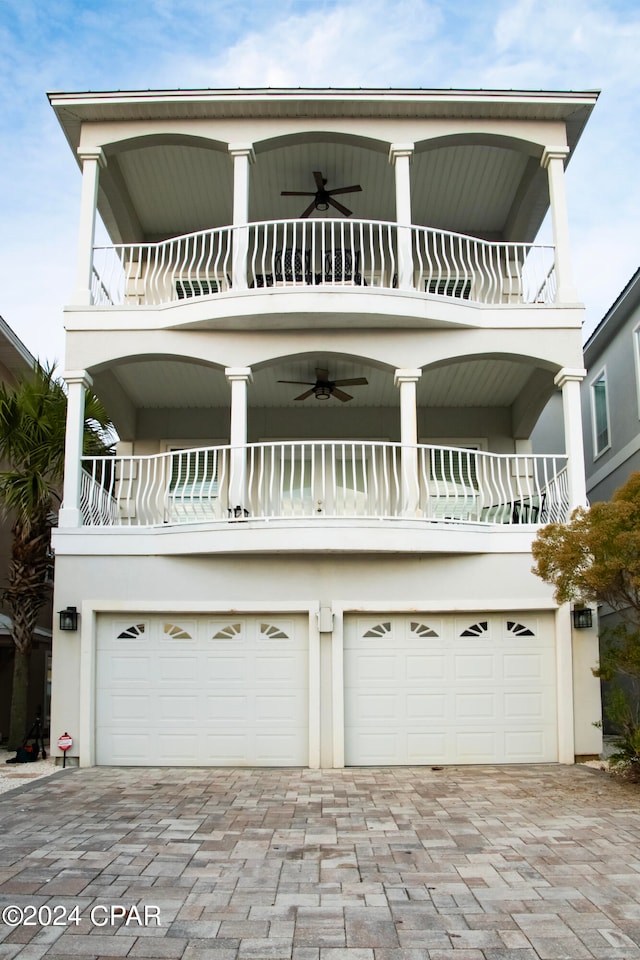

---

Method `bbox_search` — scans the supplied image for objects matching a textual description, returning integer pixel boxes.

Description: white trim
[555,604,575,763]
[589,365,611,460]
[634,321,640,421]
[586,431,640,493]
[79,599,320,769]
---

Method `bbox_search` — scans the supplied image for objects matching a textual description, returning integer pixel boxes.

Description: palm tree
[0,364,112,748]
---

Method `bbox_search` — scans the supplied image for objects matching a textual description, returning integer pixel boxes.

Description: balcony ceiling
[50,88,597,246]
[102,354,539,413]
[113,138,531,241]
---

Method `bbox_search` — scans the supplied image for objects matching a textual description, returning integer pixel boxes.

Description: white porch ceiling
[107,138,532,243]
[108,355,533,411]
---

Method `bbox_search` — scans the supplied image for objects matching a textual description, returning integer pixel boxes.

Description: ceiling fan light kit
[281,170,362,218]
[278,368,369,403]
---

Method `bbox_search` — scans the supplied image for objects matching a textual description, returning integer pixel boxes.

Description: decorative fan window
[506,620,535,637]
[163,623,193,640]
[363,621,392,638]
[212,623,243,640]
[410,621,439,638]
[117,623,146,639]
[259,623,290,640]
[460,620,489,638]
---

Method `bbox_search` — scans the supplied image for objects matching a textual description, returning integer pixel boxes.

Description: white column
[59,370,93,528]
[225,367,252,513]
[229,144,255,291]
[74,149,106,306]
[554,367,587,513]
[395,368,422,514]
[541,147,579,304]
[389,144,414,290]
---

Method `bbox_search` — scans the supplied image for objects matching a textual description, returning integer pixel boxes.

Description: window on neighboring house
[591,369,610,457]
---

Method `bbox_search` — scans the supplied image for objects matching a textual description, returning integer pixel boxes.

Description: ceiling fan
[281,171,362,218]
[278,368,368,402]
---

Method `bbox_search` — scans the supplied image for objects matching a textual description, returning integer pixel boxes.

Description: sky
[0,0,638,365]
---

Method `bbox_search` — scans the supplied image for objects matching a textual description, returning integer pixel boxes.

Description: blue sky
[0,0,638,363]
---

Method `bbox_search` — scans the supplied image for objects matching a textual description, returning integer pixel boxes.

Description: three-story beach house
[48,87,602,767]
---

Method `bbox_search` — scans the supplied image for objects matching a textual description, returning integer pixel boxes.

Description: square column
[389,144,414,291]
[73,149,105,306]
[541,147,579,304]
[225,367,253,513]
[554,367,587,512]
[59,371,93,528]
[229,144,255,291]
[395,368,422,514]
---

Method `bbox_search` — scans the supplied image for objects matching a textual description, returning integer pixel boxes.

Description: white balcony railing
[80,442,569,528]
[90,220,556,308]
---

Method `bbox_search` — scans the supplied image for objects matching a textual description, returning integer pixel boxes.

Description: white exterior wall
[51,549,601,767]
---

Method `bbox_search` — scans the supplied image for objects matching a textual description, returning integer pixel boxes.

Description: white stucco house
[48,87,602,768]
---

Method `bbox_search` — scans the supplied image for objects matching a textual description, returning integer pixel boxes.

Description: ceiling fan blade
[331,387,353,402]
[328,197,352,217]
[281,190,316,196]
[313,170,325,189]
[293,388,316,401]
[278,380,315,385]
[327,185,362,196]
[300,199,317,218]
[333,377,368,387]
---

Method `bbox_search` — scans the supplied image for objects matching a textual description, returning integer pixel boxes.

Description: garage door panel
[158,695,198,720]
[107,656,150,682]
[504,730,546,759]
[503,654,544,678]
[345,613,557,765]
[406,694,446,719]
[406,655,446,679]
[96,614,308,766]
[407,732,447,762]
[255,655,299,682]
[108,695,151,722]
[205,656,246,681]
[158,657,198,682]
[455,730,497,759]
[504,691,546,719]
[454,654,494,679]
[455,693,496,719]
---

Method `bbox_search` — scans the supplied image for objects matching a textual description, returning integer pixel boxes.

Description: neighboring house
[0,315,52,740]
[48,87,602,768]
[582,268,640,502]
[581,268,640,732]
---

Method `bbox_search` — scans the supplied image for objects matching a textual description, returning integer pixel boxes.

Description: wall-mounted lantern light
[59,606,79,631]
[572,606,593,630]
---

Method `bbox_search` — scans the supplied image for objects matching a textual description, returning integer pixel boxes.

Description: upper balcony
[90,218,557,324]
[50,88,597,331]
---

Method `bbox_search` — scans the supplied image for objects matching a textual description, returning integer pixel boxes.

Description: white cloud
[169,0,445,88]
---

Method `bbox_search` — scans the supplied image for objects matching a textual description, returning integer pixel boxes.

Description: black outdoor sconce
[59,606,79,631]
[572,606,593,630]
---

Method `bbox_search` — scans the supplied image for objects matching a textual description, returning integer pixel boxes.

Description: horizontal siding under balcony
[80,442,569,529]
[91,220,556,309]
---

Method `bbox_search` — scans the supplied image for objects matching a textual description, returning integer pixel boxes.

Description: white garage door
[96,614,308,765]
[345,613,557,765]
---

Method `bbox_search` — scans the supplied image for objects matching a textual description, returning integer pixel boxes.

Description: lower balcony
[80,442,569,529]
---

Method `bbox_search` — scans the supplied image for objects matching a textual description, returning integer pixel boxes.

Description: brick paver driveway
[1,764,639,959]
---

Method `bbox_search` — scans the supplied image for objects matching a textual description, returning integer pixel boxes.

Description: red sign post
[57,732,73,767]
